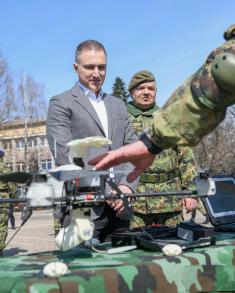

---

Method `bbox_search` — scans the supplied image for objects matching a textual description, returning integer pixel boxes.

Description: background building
[0,120,55,172]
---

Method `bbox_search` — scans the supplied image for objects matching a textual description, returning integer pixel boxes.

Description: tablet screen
[202,176,235,224]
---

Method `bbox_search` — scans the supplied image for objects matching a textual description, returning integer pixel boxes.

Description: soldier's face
[74,49,107,95]
[131,81,156,110]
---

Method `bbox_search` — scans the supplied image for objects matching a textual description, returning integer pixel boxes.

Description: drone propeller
[0,172,33,184]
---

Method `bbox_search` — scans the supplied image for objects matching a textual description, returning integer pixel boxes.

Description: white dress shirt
[78,81,108,137]
[77,81,116,179]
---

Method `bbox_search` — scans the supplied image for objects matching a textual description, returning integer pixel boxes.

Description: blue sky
[1,0,234,106]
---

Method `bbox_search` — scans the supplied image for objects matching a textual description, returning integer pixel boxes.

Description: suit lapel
[71,84,105,136]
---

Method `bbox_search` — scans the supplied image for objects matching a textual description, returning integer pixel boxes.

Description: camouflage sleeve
[8,182,17,198]
[150,30,235,149]
[176,146,198,190]
[0,162,17,198]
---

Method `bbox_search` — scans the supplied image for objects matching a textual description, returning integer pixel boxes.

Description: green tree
[112,76,129,104]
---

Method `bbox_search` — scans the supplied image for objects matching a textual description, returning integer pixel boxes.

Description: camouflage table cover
[0,232,235,293]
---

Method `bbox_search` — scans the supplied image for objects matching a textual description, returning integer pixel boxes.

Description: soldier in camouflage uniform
[90,24,235,184]
[127,71,198,227]
[0,149,17,255]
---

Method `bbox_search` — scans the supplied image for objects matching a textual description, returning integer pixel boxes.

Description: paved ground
[4,210,58,256]
[3,208,208,256]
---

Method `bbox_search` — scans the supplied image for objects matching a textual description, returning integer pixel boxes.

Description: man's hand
[182,198,198,212]
[89,141,156,182]
[107,185,132,217]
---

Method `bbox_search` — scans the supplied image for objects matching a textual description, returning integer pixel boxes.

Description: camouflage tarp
[0,232,235,292]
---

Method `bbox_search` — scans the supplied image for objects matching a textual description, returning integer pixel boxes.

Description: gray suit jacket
[46,84,138,219]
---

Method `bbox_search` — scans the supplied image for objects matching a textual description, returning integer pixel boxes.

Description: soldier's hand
[89,141,156,182]
[182,198,197,212]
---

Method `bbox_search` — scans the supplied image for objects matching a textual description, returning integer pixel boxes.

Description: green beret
[128,70,155,92]
[224,24,235,41]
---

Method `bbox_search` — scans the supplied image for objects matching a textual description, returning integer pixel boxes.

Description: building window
[15,163,25,171]
[16,185,27,198]
[41,159,52,170]
[16,139,25,149]
[3,140,12,150]
[7,163,13,171]
[28,137,38,148]
[40,136,47,146]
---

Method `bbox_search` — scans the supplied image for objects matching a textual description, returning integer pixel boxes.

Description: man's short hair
[75,40,107,63]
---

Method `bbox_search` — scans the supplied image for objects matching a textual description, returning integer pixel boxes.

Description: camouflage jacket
[150,31,235,149]
[0,161,17,199]
[127,102,197,214]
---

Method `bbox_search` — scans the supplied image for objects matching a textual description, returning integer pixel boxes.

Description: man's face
[74,49,107,94]
[131,81,157,110]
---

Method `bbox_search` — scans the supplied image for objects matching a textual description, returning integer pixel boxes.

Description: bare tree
[0,50,48,172]
[0,53,16,123]
[17,73,47,171]
[17,73,47,120]
[227,105,235,119]
[194,110,235,176]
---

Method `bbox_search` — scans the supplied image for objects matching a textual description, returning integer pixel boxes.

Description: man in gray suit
[47,40,138,242]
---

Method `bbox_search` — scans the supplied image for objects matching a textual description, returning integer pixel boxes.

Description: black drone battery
[177,221,214,241]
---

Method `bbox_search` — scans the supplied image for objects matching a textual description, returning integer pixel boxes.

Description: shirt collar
[127,101,159,117]
[77,80,104,101]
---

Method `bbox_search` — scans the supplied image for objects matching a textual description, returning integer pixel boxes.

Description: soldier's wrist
[139,132,163,155]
